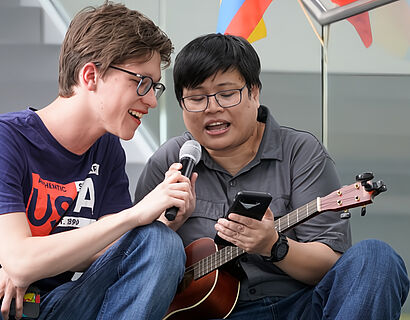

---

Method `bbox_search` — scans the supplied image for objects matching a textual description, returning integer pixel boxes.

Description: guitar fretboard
[191,198,319,280]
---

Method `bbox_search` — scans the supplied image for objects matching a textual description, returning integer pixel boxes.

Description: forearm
[275,239,341,285]
[69,240,116,272]
[1,208,136,287]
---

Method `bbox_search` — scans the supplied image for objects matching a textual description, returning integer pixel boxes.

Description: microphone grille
[179,140,202,165]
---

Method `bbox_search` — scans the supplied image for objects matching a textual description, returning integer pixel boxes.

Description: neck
[36,96,105,155]
[208,121,265,176]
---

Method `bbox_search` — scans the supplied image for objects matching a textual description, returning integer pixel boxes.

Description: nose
[205,95,223,113]
[141,88,158,109]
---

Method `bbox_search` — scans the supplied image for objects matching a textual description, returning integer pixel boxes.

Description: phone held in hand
[214,191,272,246]
[6,285,40,318]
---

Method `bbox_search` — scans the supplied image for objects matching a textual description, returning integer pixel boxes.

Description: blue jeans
[224,239,409,320]
[35,221,185,320]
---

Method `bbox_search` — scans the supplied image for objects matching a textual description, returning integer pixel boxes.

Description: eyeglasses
[109,65,166,99]
[180,85,246,112]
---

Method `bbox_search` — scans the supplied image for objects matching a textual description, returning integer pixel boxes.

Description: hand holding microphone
[165,140,201,221]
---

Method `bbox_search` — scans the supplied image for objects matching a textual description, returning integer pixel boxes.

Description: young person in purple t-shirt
[0,3,196,319]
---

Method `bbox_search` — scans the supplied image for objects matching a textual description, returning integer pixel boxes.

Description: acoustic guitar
[164,173,387,320]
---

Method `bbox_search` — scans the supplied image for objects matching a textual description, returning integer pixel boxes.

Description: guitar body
[164,238,240,320]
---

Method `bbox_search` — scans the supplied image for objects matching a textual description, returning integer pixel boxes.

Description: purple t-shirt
[0,108,132,290]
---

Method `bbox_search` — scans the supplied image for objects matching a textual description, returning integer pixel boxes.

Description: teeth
[128,110,143,119]
[208,122,224,127]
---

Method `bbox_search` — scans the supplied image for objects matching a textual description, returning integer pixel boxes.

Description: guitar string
[185,199,320,278]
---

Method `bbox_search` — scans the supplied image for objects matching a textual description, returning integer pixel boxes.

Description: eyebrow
[111,65,162,83]
[187,82,240,93]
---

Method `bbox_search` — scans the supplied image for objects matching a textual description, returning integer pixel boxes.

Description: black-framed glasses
[109,65,166,99]
[180,85,246,112]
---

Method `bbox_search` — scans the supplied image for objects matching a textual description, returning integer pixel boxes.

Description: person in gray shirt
[134,33,409,320]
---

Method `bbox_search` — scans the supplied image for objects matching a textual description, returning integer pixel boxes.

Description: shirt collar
[258,105,283,161]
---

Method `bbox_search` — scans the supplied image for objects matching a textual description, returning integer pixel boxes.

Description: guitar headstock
[319,172,387,217]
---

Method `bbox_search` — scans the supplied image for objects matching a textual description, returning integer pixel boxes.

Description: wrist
[263,232,289,262]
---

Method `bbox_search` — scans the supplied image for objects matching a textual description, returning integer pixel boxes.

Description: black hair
[173,33,262,102]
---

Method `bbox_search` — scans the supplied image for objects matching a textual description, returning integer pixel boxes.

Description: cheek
[183,113,199,133]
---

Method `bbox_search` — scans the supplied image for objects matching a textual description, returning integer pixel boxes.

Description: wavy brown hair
[58,1,173,97]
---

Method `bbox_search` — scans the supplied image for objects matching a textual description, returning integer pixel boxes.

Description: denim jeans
[222,239,409,320]
[32,221,185,320]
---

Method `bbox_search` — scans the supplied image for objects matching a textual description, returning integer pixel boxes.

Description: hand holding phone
[214,191,272,246]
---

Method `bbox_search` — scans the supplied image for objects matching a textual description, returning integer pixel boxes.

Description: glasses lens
[137,77,153,96]
[183,95,208,112]
[215,89,241,108]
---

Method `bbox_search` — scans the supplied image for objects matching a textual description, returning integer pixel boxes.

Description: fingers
[225,213,259,229]
[151,163,197,223]
[215,215,275,254]
[215,218,247,247]
[190,172,198,194]
[1,285,13,320]
[164,163,183,179]
[14,287,26,320]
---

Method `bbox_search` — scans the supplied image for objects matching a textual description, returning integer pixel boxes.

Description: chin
[202,139,231,151]
[117,128,136,141]
[122,132,136,141]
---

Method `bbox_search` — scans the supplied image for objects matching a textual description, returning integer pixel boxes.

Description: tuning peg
[364,180,387,193]
[367,180,387,197]
[375,181,387,193]
[340,210,351,219]
[356,172,374,183]
[361,206,367,216]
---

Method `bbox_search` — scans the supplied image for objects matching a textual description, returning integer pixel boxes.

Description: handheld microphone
[165,140,202,221]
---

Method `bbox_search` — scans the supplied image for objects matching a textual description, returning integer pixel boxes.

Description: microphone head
[179,140,202,165]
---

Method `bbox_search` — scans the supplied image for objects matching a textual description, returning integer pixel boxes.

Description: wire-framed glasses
[109,65,166,99]
[180,85,246,112]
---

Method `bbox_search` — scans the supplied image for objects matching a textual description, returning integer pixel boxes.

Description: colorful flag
[217,0,273,43]
[330,0,373,48]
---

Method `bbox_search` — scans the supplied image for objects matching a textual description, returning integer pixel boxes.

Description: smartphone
[214,191,272,246]
[5,285,40,318]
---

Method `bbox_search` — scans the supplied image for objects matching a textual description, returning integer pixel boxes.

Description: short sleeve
[287,133,352,253]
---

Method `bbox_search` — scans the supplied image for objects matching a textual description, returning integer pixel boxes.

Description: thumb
[190,172,198,193]
[262,207,274,222]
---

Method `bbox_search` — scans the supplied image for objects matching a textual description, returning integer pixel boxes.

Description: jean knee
[132,221,186,270]
[153,221,185,256]
[349,239,408,280]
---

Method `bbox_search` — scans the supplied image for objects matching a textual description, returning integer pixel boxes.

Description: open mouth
[205,121,230,132]
[128,110,143,121]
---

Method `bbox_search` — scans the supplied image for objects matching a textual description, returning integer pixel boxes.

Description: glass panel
[326,1,410,313]
[301,0,400,25]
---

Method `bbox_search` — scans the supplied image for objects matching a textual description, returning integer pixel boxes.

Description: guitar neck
[275,198,319,233]
[193,198,319,280]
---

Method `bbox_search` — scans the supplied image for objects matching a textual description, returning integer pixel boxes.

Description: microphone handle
[164,157,195,221]
[180,157,195,177]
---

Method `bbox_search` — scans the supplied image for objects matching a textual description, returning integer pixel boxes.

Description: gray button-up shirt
[134,106,351,300]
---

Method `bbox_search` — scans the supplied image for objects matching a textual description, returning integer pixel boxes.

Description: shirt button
[229,180,236,187]
[249,288,256,294]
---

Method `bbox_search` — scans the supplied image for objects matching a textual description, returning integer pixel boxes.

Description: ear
[249,85,260,103]
[79,62,99,91]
